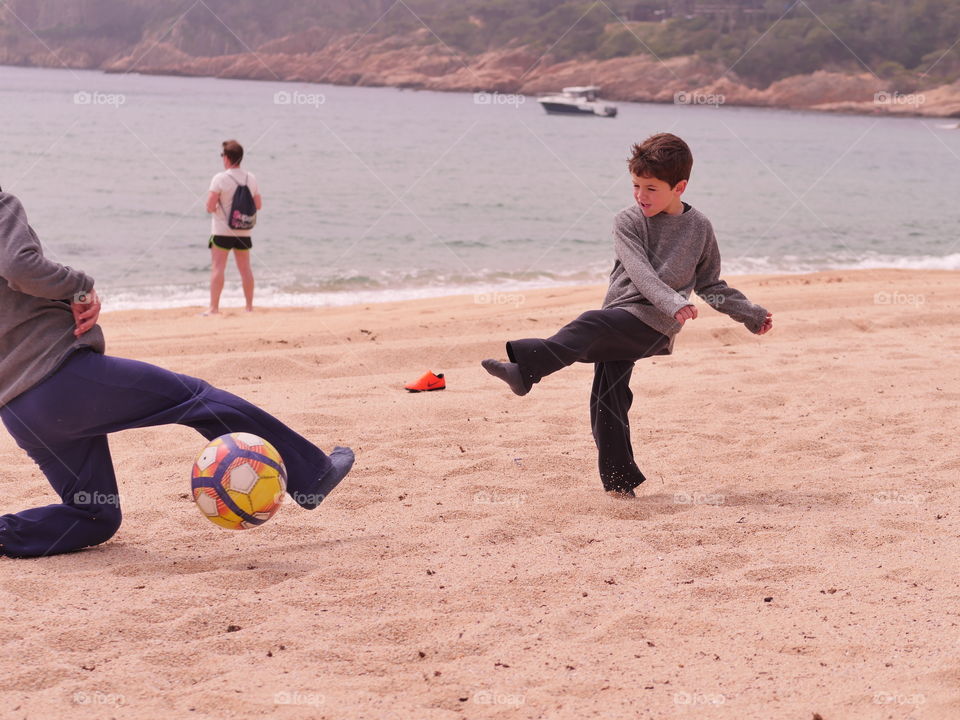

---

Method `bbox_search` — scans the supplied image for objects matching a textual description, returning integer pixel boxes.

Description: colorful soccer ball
[191,433,287,530]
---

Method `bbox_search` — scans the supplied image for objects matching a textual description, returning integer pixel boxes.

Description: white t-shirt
[209,168,259,237]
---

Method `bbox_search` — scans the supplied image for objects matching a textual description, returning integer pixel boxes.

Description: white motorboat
[537,86,618,117]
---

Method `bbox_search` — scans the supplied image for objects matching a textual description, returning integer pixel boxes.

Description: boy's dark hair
[628,133,692,188]
[222,139,244,165]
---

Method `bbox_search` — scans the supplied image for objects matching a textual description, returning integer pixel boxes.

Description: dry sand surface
[1,268,958,720]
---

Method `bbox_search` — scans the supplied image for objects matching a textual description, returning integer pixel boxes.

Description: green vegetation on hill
[386,0,960,88]
[2,0,958,89]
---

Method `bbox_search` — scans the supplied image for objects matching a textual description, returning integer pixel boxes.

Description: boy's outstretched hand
[71,289,101,337]
[674,305,698,325]
[757,313,773,335]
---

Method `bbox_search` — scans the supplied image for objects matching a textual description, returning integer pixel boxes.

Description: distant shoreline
[114,65,960,121]
[4,49,960,120]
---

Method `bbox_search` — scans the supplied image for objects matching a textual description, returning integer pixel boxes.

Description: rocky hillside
[1,0,959,117]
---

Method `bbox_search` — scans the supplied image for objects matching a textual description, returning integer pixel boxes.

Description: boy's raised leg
[484,310,625,394]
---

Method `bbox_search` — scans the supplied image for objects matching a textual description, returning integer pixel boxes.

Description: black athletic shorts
[209,235,253,250]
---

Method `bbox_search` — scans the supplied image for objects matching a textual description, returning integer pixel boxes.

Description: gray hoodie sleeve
[613,212,692,318]
[694,226,768,333]
[0,194,94,300]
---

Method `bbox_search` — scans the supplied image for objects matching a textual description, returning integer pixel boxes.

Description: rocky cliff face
[3,10,959,118]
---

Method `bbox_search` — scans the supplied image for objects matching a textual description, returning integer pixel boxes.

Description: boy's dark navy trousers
[506,308,670,493]
[0,350,338,558]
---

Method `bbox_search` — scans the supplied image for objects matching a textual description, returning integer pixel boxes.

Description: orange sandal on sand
[405,371,446,392]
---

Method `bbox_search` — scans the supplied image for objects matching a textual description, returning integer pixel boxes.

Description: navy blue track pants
[0,350,338,558]
[505,309,670,493]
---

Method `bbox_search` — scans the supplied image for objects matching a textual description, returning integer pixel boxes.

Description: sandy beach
[1,268,958,719]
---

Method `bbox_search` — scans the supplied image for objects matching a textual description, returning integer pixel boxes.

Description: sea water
[1,65,957,310]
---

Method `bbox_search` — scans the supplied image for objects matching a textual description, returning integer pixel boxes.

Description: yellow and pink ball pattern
[191,433,287,530]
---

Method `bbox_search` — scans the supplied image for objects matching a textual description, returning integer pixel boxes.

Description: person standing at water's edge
[205,139,261,315]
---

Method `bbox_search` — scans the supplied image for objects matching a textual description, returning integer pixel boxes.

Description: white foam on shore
[98,279,595,312]
[99,253,960,312]
[723,252,960,275]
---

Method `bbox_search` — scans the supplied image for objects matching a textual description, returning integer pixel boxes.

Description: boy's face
[632,173,687,217]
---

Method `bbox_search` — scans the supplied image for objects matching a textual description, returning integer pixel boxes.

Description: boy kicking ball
[482,133,773,496]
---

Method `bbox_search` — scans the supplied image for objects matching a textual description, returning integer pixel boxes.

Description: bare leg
[206,247,230,315]
[234,248,255,312]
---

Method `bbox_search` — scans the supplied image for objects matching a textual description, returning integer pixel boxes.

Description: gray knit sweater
[602,203,768,348]
[0,193,104,407]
